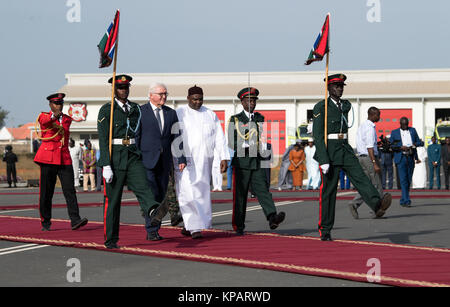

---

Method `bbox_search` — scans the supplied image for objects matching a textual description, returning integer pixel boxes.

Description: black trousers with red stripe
[103,153,159,246]
[39,163,81,228]
[318,157,380,237]
[232,167,277,231]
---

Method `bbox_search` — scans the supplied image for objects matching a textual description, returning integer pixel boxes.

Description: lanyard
[340,103,354,130]
[126,105,142,136]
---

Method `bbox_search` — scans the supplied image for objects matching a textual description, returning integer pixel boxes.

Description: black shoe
[269,212,286,230]
[191,231,203,239]
[181,227,191,236]
[320,233,333,241]
[236,229,245,236]
[41,225,51,231]
[170,214,183,227]
[71,218,88,230]
[348,204,359,219]
[375,193,392,218]
[147,231,164,241]
[105,243,119,249]
[400,203,412,208]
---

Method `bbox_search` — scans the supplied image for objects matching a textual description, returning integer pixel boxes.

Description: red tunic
[34,112,73,166]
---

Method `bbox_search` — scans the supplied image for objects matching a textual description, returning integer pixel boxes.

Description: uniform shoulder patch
[98,117,106,123]
[313,113,321,118]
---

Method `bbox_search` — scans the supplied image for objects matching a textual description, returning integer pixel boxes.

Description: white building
[59,68,450,156]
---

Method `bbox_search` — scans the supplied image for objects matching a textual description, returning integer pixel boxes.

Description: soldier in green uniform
[227,87,286,236]
[312,74,392,241]
[97,74,160,249]
[148,168,183,227]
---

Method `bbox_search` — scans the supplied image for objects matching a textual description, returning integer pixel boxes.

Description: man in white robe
[412,146,427,189]
[305,138,321,189]
[173,86,230,239]
[68,139,82,187]
[211,148,223,191]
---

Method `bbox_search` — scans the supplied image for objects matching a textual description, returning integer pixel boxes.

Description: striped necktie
[155,108,163,133]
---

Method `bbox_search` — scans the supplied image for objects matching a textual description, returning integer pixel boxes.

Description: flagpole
[323,12,330,148]
[324,51,329,147]
[108,11,120,157]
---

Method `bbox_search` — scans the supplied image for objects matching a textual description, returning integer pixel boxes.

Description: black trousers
[444,164,450,189]
[6,163,17,185]
[39,164,81,227]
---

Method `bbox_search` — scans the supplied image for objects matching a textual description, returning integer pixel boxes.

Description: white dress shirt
[51,112,63,124]
[243,110,254,121]
[149,102,165,131]
[356,119,378,156]
[400,129,413,147]
[115,99,130,113]
[330,97,342,109]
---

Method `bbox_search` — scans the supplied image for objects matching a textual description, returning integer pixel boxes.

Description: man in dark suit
[380,147,394,190]
[442,137,450,190]
[3,145,18,188]
[136,82,186,240]
[389,117,424,207]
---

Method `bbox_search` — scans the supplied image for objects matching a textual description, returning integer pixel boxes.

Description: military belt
[328,133,348,140]
[112,138,136,146]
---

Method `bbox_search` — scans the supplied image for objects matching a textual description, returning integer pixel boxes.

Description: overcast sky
[1,0,449,127]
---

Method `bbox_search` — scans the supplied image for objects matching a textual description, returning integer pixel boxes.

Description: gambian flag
[97,10,120,68]
[305,13,330,65]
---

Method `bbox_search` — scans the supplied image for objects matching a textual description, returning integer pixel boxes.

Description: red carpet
[1,193,449,211]
[0,215,449,287]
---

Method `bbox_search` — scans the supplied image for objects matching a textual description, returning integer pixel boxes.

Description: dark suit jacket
[442,144,450,166]
[227,111,264,170]
[136,103,186,170]
[389,127,423,164]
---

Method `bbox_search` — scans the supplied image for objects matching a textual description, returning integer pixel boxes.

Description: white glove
[320,164,330,174]
[103,165,114,183]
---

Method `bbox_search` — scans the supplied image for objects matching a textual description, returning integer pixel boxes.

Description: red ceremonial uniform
[34,104,87,231]
[34,112,72,165]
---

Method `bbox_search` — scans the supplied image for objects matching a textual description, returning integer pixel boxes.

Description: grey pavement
[0,186,449,287]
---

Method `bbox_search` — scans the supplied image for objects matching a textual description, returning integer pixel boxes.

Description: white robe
[211,149,223,191]
[69,145,82,186]
[305,145,321,189]
[174,106,230,232]
[412,146,427,189]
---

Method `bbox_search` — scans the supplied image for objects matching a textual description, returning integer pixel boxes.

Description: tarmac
[0,186,449,288]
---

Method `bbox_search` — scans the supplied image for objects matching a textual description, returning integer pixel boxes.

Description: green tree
[0,106,9,129]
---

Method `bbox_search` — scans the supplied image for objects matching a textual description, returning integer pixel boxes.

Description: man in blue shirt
[428,136,441,189]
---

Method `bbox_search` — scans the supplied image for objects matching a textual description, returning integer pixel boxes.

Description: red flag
[98,10,120,68]
[305,14,330,65]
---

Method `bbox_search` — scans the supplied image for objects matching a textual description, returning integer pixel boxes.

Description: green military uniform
[97,75,159,248]
[149,168,182,225]
[312,74,387,239]
[228,87,285,234]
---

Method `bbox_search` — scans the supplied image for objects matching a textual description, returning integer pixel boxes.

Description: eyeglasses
[153,92,168,98]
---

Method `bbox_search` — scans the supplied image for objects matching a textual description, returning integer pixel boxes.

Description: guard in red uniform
[34,93,88,231]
